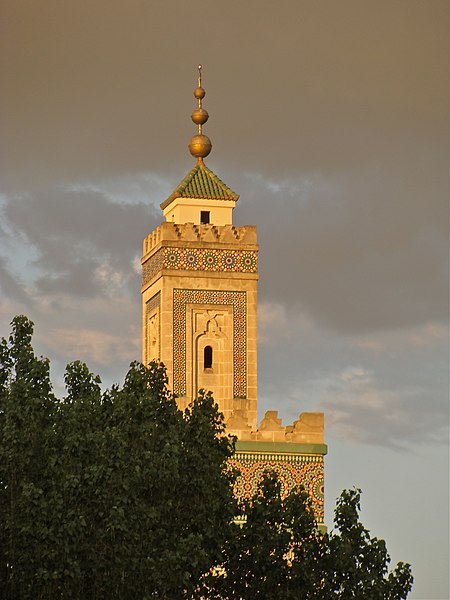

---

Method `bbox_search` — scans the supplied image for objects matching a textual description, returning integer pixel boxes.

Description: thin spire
[188,64,212,163]
[196,64,203,135]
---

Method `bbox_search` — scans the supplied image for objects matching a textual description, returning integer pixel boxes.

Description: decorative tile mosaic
[173,289,247,399]
[230,454,325,523]
[142,251,164,285]
[142,247,258,285]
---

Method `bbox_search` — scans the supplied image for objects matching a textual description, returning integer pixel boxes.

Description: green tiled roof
[160,162,239,209]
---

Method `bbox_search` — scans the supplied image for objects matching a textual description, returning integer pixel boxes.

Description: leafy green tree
[0,316,57,598]
[0,317,236,599]
[0,316,413,599]
[325,488,413,599]
[206,474,413,599]
[205,473,326,599]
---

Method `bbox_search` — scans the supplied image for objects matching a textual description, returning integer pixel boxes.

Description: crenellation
[142,222,257,260]
[227,410,324,445]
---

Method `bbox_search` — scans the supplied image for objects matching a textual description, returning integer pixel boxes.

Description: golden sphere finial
[188,64,212,162]
[188,134,212,159]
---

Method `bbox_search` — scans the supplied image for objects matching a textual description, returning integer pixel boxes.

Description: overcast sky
[0,2,448,598]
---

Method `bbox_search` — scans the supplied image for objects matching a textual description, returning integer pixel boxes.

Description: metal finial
[188,64,212,163]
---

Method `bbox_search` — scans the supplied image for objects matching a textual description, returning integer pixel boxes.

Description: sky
[0,1,448,597]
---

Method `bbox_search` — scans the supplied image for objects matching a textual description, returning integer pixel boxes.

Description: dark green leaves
[0,316,413,599]
[205,478,413,599]
[0,317,235,599]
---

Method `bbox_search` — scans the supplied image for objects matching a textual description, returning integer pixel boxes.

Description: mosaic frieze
[142,248,258,285]
[142,251,164,285]
[173,289,246,399]
[230,454,324,523]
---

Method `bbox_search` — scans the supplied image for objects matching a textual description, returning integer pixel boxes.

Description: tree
[326,488,413,599]
[0,316,236,599]
[204,473,327,599]
[0,316,413,599]
[0,316,57,598]
[205,474,413,600]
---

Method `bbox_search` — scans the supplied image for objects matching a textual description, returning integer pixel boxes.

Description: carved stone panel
[145,292,160,365]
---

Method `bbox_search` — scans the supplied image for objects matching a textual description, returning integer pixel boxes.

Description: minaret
[141,66,259,431]
[141,67,326,527]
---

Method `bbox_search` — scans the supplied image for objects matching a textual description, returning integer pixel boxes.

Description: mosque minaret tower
[141,66,326,525]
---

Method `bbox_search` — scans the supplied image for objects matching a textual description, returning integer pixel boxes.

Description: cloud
[234,162,447,335]
[1,1,446,192]
[1,179,162,302]
[0,256,30,304]
[0,0,446,450]
[258,301,291,346]
[44,326,138,367]
[322,366,448,450]
[26,292,141,392]
[0,167,446,452]
[257,307,448,449]
[0,181,155,389]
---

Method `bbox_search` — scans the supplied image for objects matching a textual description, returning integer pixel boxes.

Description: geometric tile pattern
[142,250,164,286]
[230,453,325,523]
[173,289,247,399]
[142,247,258,286]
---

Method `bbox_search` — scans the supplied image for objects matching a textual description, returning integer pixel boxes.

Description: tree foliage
[205,475,413,599]
[0,316,413,599]
[0,316,235,599]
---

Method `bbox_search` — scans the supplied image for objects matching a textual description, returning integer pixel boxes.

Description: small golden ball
[188,134,212,158]
[191,108,209,125]
[194,86,206,99]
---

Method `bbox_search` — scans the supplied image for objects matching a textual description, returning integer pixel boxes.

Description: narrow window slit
[204,345,213,369]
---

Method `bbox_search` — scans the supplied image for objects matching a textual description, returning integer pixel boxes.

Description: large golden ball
[194,86,206,99]
[191,108,209,125]
[188,134,212,158]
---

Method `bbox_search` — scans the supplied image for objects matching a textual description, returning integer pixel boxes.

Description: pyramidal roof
[160,161,239,210]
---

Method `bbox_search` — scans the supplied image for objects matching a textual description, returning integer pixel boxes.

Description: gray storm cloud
[0,4,448,595]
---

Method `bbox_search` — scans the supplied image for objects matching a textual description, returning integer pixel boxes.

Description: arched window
[204,345,213,369]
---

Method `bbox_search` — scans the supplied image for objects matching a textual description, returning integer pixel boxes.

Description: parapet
[228,410,324,445]
[142,222,257,257]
